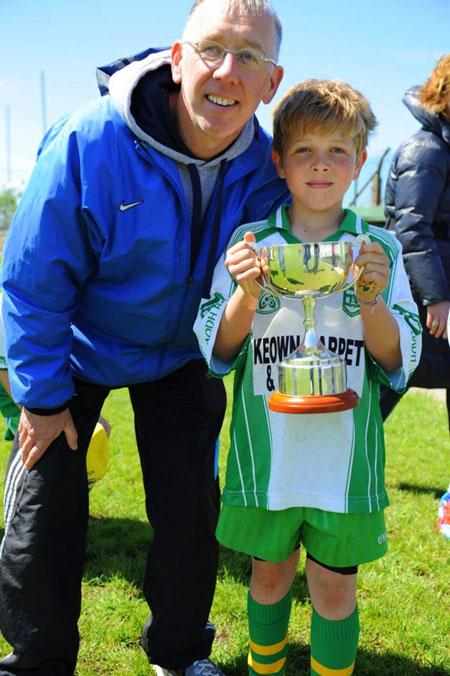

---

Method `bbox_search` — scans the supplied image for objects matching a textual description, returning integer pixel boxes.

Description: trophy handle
[339,234,372,293]
[253,277,278,296]
[249,243,281,297]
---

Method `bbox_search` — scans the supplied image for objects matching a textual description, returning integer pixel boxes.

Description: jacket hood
[96,47,261,297]
[96,47,257,167]
[403,86,450,146]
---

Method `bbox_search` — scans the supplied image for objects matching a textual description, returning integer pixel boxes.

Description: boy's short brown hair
[419,54,450,118]
[272,79,377,157]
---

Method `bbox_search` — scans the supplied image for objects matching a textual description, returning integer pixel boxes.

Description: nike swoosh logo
[119,200,144,212]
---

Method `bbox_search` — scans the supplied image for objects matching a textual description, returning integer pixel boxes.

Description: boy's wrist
[240,293,260,311]
[236,284,260,310]
[359,293,382,313]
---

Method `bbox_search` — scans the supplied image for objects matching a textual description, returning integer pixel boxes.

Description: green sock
[247,590,291,676]
[310,606,359,675]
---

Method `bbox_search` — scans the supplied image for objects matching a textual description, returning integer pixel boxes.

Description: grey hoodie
[107,49,256,221]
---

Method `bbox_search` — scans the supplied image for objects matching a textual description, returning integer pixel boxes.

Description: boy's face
[272,131,366,219]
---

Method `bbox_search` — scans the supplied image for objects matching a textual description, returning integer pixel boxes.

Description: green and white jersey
[195,207,422,514]
[0,293,6,371]
[0,293,21,438]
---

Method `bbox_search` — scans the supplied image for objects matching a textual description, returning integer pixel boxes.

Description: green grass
[0,383,449,675]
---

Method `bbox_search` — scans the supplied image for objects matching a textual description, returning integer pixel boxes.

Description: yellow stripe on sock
[248,653,287,674]
[249,632,288,656]
[311,656,355,676]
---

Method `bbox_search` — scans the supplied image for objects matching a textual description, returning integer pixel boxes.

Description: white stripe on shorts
[1,449,25,557]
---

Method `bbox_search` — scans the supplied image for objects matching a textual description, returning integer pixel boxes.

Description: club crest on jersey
[256,291,281,314]
[342,288,361,318]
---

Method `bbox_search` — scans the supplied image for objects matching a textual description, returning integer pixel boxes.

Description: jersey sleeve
[366,229,422,391]
[194,244,252,377]
[195,250,233,376]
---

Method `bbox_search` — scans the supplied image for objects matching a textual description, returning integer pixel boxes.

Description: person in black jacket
[381,54,450,430]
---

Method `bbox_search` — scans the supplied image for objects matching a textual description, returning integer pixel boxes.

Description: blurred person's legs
[381,346,450,430]
[446,388,450,434]
[0,379,109,676]
[129,360,226,671]
[408,349,450,431]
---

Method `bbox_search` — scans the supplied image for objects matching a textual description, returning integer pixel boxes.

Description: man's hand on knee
[19,407,78,470]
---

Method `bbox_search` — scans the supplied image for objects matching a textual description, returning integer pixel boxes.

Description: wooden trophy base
[268,389,359,414]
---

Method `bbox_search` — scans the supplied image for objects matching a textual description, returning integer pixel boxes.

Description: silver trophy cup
[257,235,369,413]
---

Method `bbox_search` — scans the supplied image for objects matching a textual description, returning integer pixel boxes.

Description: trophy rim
[261,240,351,249]
[260,239,354,299]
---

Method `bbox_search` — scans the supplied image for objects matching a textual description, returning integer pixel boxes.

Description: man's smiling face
[171,0,283,159]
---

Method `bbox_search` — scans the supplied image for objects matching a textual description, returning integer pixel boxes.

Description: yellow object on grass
[86,422,110,489]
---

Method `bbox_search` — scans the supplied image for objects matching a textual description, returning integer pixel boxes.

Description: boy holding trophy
[195,79,421,675]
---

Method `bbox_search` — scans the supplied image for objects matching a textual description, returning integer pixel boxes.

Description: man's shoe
[185,659,225,676]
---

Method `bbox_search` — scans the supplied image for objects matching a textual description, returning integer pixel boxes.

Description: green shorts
[216,503,387,567]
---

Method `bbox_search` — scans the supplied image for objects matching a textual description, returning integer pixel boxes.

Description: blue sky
[1,0,449,202]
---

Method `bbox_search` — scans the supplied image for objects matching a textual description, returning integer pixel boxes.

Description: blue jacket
[1,54,288,410]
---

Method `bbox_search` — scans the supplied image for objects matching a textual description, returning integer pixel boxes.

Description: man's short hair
[419,54,450,118]
[185,0,282,59]
[272,79,377,156]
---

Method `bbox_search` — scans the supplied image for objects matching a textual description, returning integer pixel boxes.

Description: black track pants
[0,377,107,676]
[0,361,226,674]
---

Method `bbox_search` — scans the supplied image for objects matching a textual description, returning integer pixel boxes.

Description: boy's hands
[354,241,390,303]
[225,231,263,303]
[214,232,264,362]
[353,240,402,372]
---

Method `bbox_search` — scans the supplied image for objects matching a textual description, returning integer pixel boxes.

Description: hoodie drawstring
[202,159,227,298]
[187,163,203,277]
[187,160,227,298]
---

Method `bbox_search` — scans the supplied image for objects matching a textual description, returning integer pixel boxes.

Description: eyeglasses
[184,39,277,70]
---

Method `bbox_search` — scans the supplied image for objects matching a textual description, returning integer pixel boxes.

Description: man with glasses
[184,40,278,71]
[0,1,286,675]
